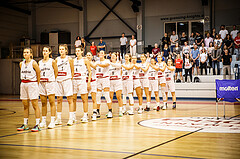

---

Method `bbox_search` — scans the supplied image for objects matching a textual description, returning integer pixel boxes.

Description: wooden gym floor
[0,96,239,159]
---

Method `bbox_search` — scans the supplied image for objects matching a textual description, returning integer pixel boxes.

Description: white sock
[130,106,134,111]
[36,118,40,125]
[119,107,122,112]
[50,116,55,123]
[84,113,88,117]
[93,109,97,113]
[24,118,28,125]
[147,102,150,108]
[164,102,167,106]
[139,105,142,109]
[73,111,76,119]
[57,112,61,119]
[157,102,160,106]
[123,106,126,110]
[41,116,46,123]
[69,112,74,120]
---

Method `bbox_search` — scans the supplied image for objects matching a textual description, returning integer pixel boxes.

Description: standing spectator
[182,41,191,63]
[219,25,228,40]
[146,52,151,63]
[223,34,233,55]
[211,28,217,39]
[191,45,200,75]
[189,33,195,46]
[75,36,81,47]
[98,38,106,52]
[222,49,232,79]
[214,34,223,49]
[211,44,221,75]
[120,33,128,58]
[231,25,239,40]
[107,51,112,59]
[167,54,174,66]
[195,32,204,46]
[199,43,207,53]
[152,43,161,58]
[180,32,188,46]
[116,51,122,63]
[81,37,86,52]
[173,43,182,59]
[204,33,213,48]
[175,54,183,81]
[90,42,97,57]
[234,32,240,61]
[161,33,170,50]
[207,42,215,73]
[184,54,193,82]
[162,44,170,62]
[129,35,137,56]
[200,48,208,75]
[170,31,178,53]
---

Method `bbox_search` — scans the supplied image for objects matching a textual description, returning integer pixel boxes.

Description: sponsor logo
[138,117,240,133]
[219,86,238,91]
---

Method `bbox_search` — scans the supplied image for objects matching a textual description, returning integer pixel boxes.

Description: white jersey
[184,58,192,69]
[56,56,72,81]
[39,58,55,82]
[95,59,110,78]
[122,63,133,80]
[86,61,96,82]
[21,59,37,81]
[165,66,175,82]
[109,62,122,80]
[148,65,158,80]
[132,64,140,79]
[139,62,149,79]
[73,58,87,80]
[156,62,165,79]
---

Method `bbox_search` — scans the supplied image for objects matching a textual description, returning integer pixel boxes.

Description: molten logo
[219,86,238,91]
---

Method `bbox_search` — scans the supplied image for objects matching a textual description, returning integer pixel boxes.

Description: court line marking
[123,128,204,159]
[229,113,240,119]
[0,143,206,159]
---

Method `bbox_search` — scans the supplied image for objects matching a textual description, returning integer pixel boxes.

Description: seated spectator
[180,32,188,46]
[75,36,81,47]
[223,34,233,55]
[170,31,178,53]
[175,54,183,81]
[152,43,160,58]
[234,32,240,61]
[211,44,221,75]
[184,54,193,82]
[161,33,170,50]
[173,42,182,59]
[204,33,213,48]
[222,49,232,79]
[214,34,223,49]
[191,45,200,75]
[200,48,208,75]
[162,44,170,62]
[195,32,204,46]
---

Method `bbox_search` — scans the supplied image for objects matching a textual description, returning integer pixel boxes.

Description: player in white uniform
[139,54,151,111]
[156,55,168,110]
[17,48,41,132]
[122,54,134,115]
[165,59,177,109]
[132,56,143,114]
[38,46,58,129]
[72,48,91,124]
[55,44,74,125]
[86,52,99,121]
[148,58,161,109]
[109,53,123,117]
[92,51,113,118]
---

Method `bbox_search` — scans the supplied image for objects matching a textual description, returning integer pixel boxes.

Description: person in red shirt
[234,32,240,61]
[152,43,160,58]
[175,54,183,81]
[90,42,97,57]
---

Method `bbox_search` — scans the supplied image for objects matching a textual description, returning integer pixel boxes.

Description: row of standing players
[17,44,176,132]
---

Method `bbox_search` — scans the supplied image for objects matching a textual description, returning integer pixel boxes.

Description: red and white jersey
[95,59,110,78]
[122,63,133,80]
[21,59,37,81]
[73,58,87,80]
[148,65,158,80]
[156,62,166,79]
[39,58,55,82]
[86,61,96,82]
[56,56,72,81]
[139,62,149,79]
[109,62,122,80]
[132,64,140,79]
[165,66,175,82]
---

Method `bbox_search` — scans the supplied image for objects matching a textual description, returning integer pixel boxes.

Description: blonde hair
[59,44,68,54]
[23,47,33,59]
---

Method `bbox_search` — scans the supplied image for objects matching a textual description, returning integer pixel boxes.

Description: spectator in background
[116,51,122,63]
[182,41,191,63]
[211,28,217,39]
[146,52,151,63]
[199,43,207,53]
[200,48,208,75]
[207,42,215,73]
[120,32,128,58]
[90,42,97,58]
[204,33,213,48]
[130,35,137,56]
[162,44,170,62]
[184,53,193,83]
[167,54,174,66]
[180,32,188,46]
[170,31,178,53]
[219,25,228,40]
[234,32,240,61]
[189,32,195,48]
[195,32,204,46]
[173,42,182,59]
[98,38,106,52]
[107,51,112,60]
[222,49,232,79]
[162,33,170,50]
[231,25,239,40]
[211,44,221,75]
[214,34,223,49]
[175,54,183,82]
[81,37,86,52]
[152,43,161,58]
[75,36,81,47]
[223,34,233,55]
[191,45,200,75]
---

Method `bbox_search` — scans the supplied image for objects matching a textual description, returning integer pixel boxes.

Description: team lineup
[18,44,176,132]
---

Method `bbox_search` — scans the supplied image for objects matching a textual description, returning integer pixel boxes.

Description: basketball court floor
[0,96,239,159]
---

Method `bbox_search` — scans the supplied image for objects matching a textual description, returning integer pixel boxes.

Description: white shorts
[122,79,133,95]
[73,79,88,95]
[39,81,56,96]
[110,79,122,92]
[133,79,141,89]
[166,80,175,92]
[158,76,166,84]
[140,78,149,89]
[55,79,73,97]
[88,81,97,93]
[149,80,159,92]
[20,82,39,100]
[97,77,110,90]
